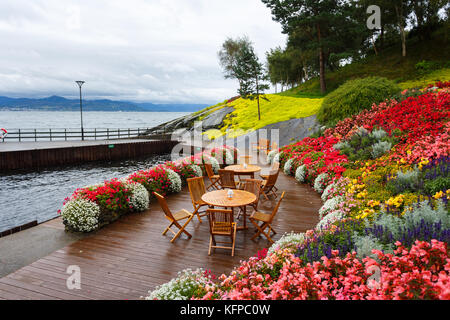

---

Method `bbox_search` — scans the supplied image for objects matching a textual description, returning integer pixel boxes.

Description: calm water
[0,111,188,129]
[0,154,171,233]
[0,110,189,233]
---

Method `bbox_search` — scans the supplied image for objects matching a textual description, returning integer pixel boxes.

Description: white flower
[295,165,306,183]
[203,155,220,174]
[315,209,345,230]
[283,158,294,175]
[61,198,100,232]
[267,232,305,255]
[189,164,203,177]
[166,168,182,193]
[125,182,149,212]
[319,196,344,220]
[272,152,281,165]
[267,150,278,164]
[313,173,330,194]
[145,268,214,300]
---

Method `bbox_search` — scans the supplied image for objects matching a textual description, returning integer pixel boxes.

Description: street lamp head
[75,80,85,88]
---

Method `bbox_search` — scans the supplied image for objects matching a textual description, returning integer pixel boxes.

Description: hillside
[281,30,450,97]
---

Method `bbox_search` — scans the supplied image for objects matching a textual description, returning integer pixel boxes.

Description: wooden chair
[154,192,194,243]
[204,163,220,190]
[240,155,252,165]
[260,170,280,200]
[218,169,237,189]
[252,139,270,154]
[187,177,209,223]
[207,208,237,256]
[260,161,280,180]
[250,191,285,244]
[237,179,262,220]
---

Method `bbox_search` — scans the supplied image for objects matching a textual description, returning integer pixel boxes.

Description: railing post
[107,128,109,140]
[118,128,120,139]
[137,128,140,137]
[128,128,130,138]
[95,128,97,140]
[49,128,52,141]
[19,129,21,142]
[34,129,37,142]
[65,129,67,141]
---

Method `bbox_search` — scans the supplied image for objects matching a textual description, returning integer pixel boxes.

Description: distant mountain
[134,102,209,112]
[0,95,209,112]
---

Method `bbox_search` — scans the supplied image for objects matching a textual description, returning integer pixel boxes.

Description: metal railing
[1,127,168,142]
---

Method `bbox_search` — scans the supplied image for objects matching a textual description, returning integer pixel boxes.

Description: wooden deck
[0,167,322,300]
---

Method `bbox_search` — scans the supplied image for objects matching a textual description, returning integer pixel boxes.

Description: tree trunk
[319,47,327,93]
[317,23,326,93]
[395,4,407,57]
[256,72,261,121]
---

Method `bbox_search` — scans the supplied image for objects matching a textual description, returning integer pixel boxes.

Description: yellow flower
[433,191,444,199]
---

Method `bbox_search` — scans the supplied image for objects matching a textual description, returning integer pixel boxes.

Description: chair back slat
[218,169,236,189]
[265,169,279,188]
[269,191,285,222]
[153,192,174,221]
[271,161,280,171]
[187,177,206,205]
[242,179,262,208]
[204,163,215,178]
[208,208,234,234]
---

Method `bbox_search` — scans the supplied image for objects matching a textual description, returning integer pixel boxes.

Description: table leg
[237,205,248,230]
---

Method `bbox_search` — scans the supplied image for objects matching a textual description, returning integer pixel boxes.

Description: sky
[0,0,286,104]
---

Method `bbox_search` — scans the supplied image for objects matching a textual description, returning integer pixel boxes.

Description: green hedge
[317,77,400,125]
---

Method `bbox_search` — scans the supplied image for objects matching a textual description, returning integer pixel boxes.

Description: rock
[258,115,320,147]
[201,107,234,129]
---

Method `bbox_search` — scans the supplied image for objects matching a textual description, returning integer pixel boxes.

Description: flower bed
[147,82,450,300]
[60,145,235,232]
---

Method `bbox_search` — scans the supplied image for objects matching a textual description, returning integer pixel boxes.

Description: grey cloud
[0,0,286,104]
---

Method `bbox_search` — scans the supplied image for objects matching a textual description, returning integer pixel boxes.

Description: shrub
[386,167,421,195]
[166,168,182,193]
[267,150,278,164]
[313,173,331,194]
[295,165,306,183]
[317,76,400,125]
[61,198,100,232]
[126,182,150,212]
[283,158,294,175]
[268,232,305,255]
[145,268,214,300]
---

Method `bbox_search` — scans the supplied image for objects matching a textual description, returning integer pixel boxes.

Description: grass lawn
[204,94,323,139]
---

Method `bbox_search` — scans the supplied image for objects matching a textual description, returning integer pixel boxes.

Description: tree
[218,36,252,80]
[261,0,364,94]
[233,43,270,121]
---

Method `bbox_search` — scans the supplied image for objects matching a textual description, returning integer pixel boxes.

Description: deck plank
[0,161,322,300]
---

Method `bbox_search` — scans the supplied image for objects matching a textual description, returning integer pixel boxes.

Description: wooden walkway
[0,167,322,300]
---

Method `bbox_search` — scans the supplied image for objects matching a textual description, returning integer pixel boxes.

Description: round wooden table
[201,189,257,230]
[225,164,261,178]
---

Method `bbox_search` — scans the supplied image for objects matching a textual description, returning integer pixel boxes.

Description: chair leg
[163,222,174,235]
[170,217,193,243]
[231,223,237,256]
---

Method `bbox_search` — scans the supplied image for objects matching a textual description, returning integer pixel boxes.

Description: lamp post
[75,81,85,141]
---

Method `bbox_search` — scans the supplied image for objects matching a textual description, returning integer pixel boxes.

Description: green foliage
[317,77,400,125]
[336,127,397,162]
[386,168,422,195]
[424,177,450,196]
[415,60,440,76]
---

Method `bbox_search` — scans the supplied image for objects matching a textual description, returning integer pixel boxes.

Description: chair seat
[250,211,271,222]
[260,174,268,180]
[211,175,220,179]
[173,209,192,221]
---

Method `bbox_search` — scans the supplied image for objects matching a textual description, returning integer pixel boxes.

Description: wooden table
[225,164,261,179]
[201,189,257,230]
